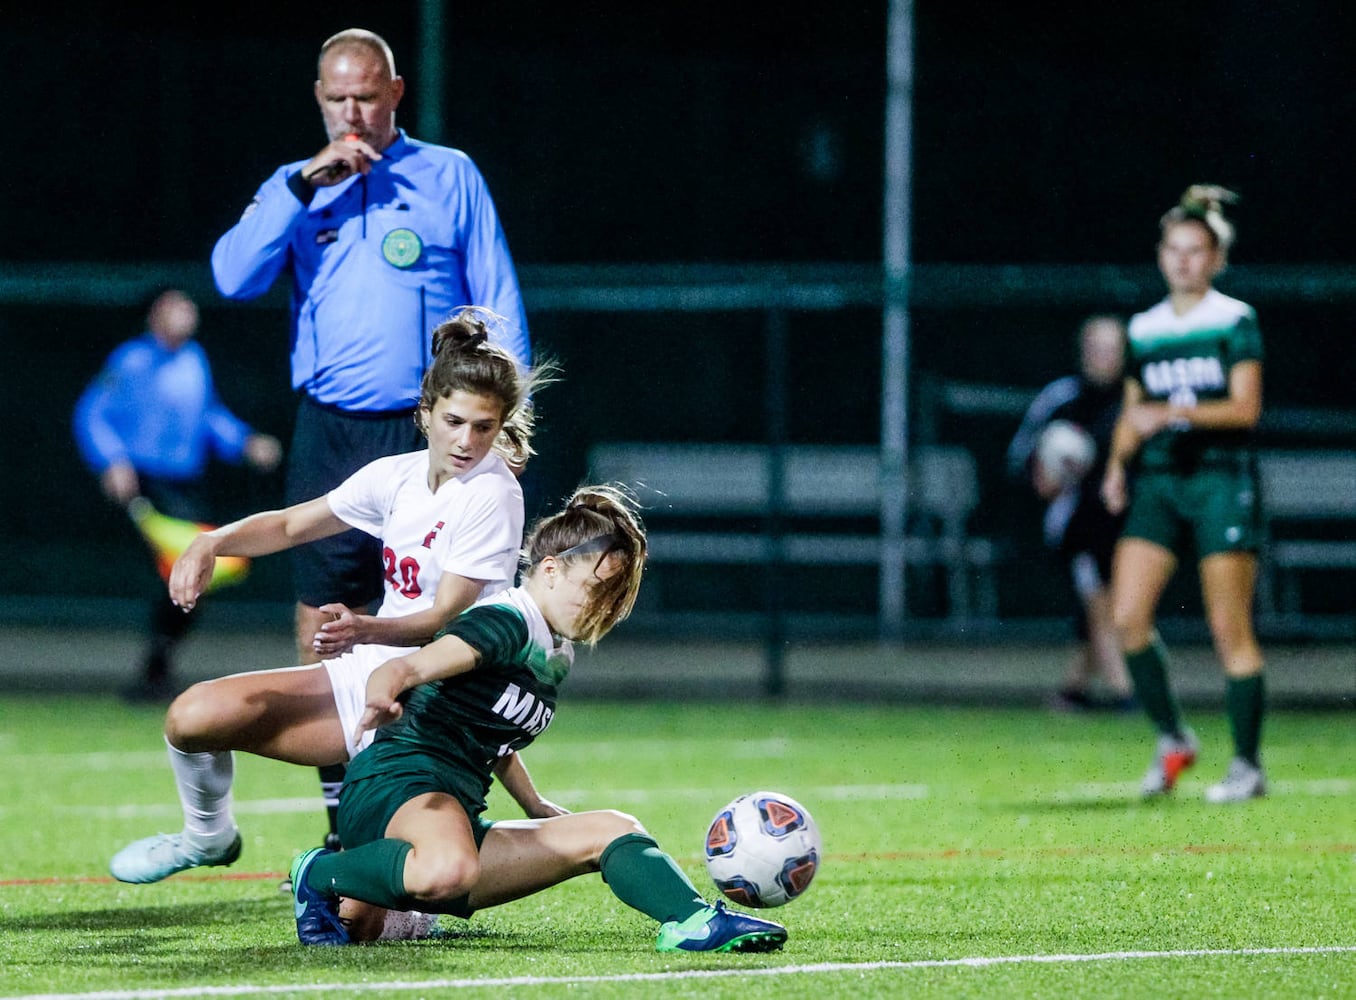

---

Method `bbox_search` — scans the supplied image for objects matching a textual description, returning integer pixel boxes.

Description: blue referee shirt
[211,131,530,413]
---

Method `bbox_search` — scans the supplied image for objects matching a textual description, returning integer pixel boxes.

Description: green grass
[1,696,1353,998]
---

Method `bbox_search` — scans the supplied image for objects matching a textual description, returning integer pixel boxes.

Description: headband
[537,533,624,566]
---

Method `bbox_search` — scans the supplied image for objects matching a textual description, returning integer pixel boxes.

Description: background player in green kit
[290,486,790,953]
[1101,185,1268,803]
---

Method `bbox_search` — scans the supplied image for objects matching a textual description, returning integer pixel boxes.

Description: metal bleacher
[1256,450,1356,618]
[587,442,997,625]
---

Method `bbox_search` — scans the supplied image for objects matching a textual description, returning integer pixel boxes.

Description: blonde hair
[1160,184,1239,252]
[524,485,647,646]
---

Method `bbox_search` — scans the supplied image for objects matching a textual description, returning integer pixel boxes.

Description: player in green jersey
[290,485,790,953]
[1102,185,1267,804]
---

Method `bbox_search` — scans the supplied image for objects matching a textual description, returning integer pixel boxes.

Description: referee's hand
[302,135,382,187]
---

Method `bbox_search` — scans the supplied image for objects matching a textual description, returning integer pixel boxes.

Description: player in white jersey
[294,487,786,953]
[315,446,521,757]
[110,309,559,884]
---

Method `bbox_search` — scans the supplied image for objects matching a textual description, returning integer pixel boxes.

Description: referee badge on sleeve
[382,228,424,269]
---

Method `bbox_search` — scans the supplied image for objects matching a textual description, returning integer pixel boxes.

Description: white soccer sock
[166,737,236,846]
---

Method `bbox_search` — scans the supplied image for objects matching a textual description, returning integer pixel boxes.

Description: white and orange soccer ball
[703,791,821,908]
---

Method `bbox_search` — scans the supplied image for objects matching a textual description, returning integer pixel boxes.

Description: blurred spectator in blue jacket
[74,288,282,701]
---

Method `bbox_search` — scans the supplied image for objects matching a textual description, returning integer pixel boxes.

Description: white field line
[1,783,932,820]
[6,751,171,770]
[13,746,1356,802]
[5,776,1353,821]
[4,945,1355,1000]
[1052,777,1356,802]
[3,739,796,770]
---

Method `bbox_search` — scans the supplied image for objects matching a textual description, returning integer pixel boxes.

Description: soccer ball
[1036,419,1096,489]
[703,791,821,908]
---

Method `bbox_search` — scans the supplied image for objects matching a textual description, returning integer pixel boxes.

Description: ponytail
[1160,184,1238,252]
[524,485,647,646]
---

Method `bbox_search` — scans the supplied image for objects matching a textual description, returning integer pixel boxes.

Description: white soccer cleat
[1140,730,1199,797]
[109,829,242,884]
[378,909,440,941]
[1204,757,1266,803]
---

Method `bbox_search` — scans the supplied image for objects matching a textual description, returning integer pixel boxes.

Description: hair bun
[1181,184,1239,215]
[431,326,488,357]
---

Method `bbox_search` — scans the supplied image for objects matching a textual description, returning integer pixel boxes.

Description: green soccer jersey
[1127,288,1263,471]
[345,587,572,813]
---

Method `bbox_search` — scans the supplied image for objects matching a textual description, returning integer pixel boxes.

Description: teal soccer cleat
[109,830,242,884]
[656,901,788,953]
[290,847,350,946]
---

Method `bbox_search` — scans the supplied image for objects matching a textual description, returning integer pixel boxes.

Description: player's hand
[1124,402,1175,440]
[168,535,217,611]
[1101,462,1128,516]
[352,700,403,748]
[101,462,140,506]
[353,662,408,746]
[1032,459,1063,501]
[313,603,367,657]
[244,433,282,472]
[302,135,383,187]
[524,797,570,819]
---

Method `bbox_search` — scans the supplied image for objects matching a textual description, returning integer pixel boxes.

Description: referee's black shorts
[284,395,424,609]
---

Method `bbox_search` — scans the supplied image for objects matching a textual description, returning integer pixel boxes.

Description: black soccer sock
[317,763,346,842]
[1124,637,1184,737]
[598,832,706,924]
[1225,673,1265,765]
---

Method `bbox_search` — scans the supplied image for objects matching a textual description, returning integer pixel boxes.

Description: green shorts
[338,744,497,919]
[1122,467,1261,558]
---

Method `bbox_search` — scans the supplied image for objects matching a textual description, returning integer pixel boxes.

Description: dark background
[4,2,1353,625]
[8,2,1356,264]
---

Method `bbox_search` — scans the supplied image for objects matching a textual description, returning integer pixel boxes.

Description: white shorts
[324,642,417,759]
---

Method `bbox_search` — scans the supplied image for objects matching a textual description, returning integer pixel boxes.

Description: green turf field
[1,695,1352,998]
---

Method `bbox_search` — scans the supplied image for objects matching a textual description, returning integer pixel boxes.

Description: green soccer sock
[1125,637,1184,737]
[307,839,417,912]
[599,832,706,924]
[1225,673,1266,765]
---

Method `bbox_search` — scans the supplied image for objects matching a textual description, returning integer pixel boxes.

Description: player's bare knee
[1206,609,1250,652]
[405,849,480,901]
[164,684,220,748]
[1111,607,1151,650]
[600,809,646,840]
[582,810,648,866]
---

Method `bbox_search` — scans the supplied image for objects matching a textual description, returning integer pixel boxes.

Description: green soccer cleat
[109,829,242,884]
[290,848,349,946]
[656,901,788,953]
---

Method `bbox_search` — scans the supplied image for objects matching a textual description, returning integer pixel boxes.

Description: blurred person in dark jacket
[1008,314,1133,712]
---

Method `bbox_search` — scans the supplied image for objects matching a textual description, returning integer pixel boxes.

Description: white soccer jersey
[323,449,525,757]
[326,449,525,621]
[1128,288,1254,342]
